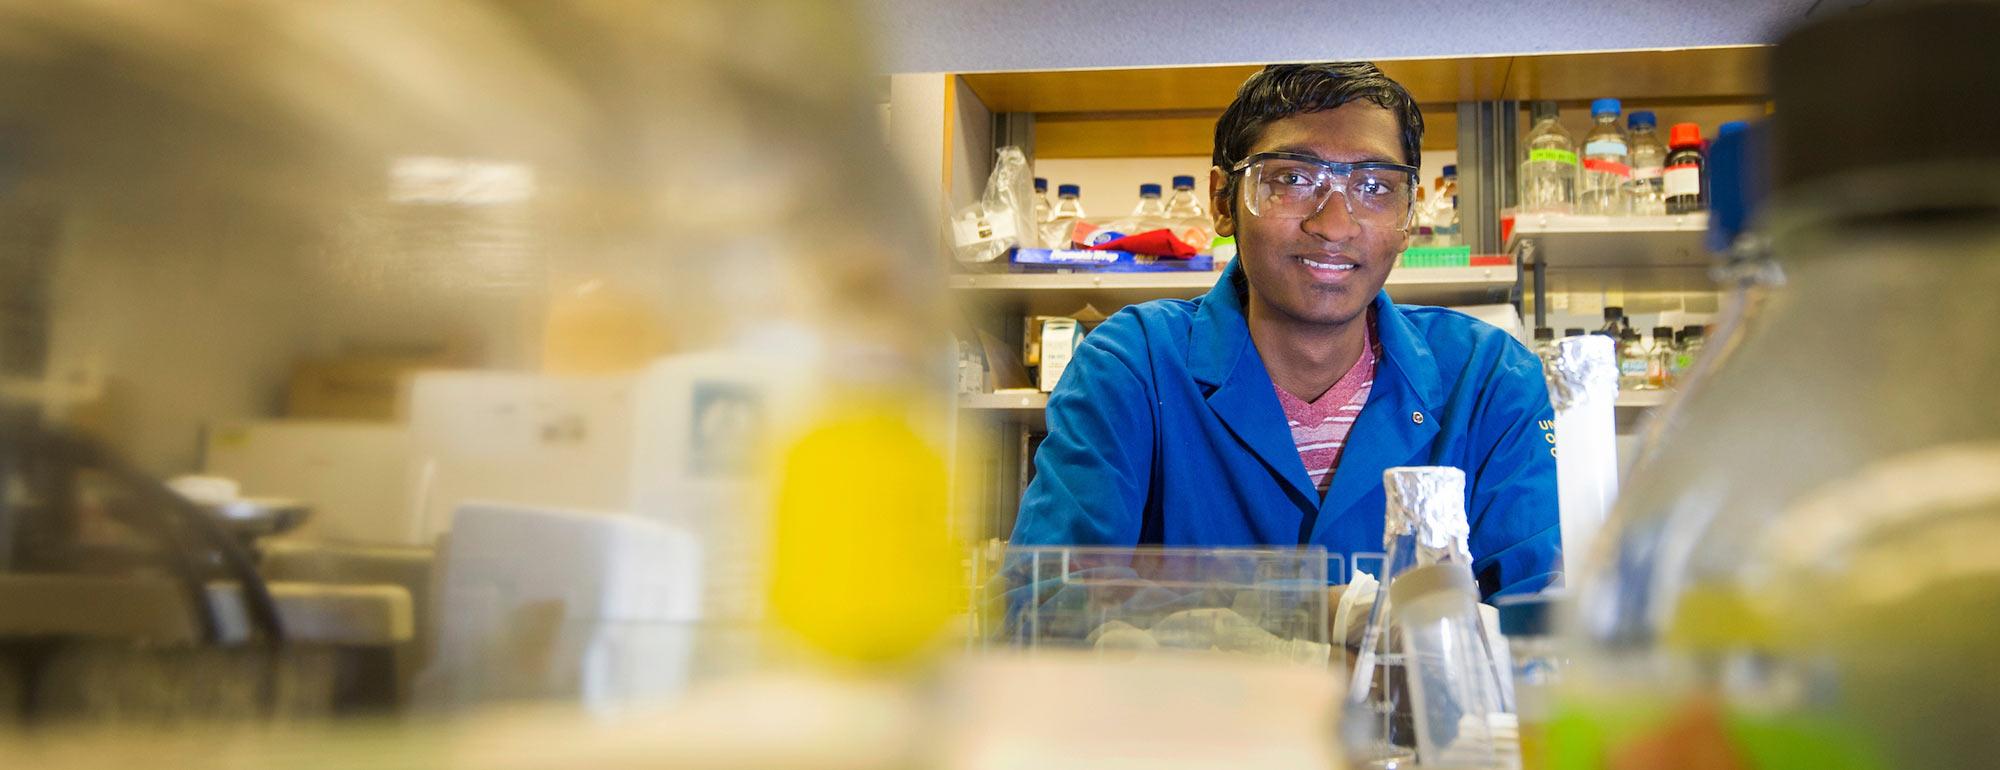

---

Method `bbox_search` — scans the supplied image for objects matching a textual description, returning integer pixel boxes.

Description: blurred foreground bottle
[1559,4,2000,769]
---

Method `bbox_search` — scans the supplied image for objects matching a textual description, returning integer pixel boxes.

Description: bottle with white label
[1578,98,1632,216]
[1625,111,1668,216]
[1663,123,1707,214]
[1519,101,1578,214]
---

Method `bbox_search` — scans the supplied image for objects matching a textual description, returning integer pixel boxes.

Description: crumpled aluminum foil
[1382,466,1470,565]
[1545,334,1619,411]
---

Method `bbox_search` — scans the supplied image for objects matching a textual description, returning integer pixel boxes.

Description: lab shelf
[958,386,1664,430]
[951,264,1518,315]
[1507,213,1712,269]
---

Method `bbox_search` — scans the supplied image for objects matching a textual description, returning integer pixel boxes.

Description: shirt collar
[1190,258,1444,412]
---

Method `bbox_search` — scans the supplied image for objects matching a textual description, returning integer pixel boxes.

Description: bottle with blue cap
[1129,182,1166,219]
[1162,174,1216,252]
[1579,97,1632,215]
[1625,110,1668,215]
[1032,176,1053,224]
[1044,183,1086,249]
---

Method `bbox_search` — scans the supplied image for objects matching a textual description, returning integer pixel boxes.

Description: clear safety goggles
[1231,152,1419,230]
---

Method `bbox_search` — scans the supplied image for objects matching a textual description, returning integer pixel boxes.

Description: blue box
[1009,248,1215,273]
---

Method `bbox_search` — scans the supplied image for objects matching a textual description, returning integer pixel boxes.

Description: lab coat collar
[1189,260,1443,413]
[1189,260,1449,541]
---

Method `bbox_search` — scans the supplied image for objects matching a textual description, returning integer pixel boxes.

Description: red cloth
[1085,229,1199,258]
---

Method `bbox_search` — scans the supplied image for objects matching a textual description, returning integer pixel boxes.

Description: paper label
[1528,148,1578,166]
[952,210,1016,248]
[1584,139,1627,156]
[1664,165,1702,197]
[1039,319,1082,392]
[1633,166,1664,180]
[1582,158,1631,179]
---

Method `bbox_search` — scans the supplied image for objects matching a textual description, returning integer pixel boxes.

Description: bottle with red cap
[1663,122,1707,214]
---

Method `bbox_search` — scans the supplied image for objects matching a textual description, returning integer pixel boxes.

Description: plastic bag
[950,146,1036,263]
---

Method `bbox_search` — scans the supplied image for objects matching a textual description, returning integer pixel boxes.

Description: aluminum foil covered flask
[1346,466,1500,769]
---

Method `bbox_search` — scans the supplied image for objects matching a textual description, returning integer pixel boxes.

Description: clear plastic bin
[971,544,1335,664]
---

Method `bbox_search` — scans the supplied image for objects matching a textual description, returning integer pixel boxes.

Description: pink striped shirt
[1272,327,1378,496]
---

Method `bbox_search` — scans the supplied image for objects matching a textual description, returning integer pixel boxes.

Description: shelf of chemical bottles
[959,387,1671,430]
[950,262,1518,316]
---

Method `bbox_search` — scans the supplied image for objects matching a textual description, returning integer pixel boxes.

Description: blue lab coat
[1011,261,1561,597]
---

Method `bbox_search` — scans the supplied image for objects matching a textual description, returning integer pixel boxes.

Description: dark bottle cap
[1530,100,1560,124]
[1652,326,1674,339]
[1564,328,1586,337]
[1533,327,1554,341]
[1603,306,1624,320]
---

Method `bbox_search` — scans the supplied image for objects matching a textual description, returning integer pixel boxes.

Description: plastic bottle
[1578,98,1632,216]
[1130,182,1165,219]
[1032,176,1053,223]
[1625,111,1668,216]
[1519,100,1578,215]
[1663,123,1707,214]
[1432,165,1462,245]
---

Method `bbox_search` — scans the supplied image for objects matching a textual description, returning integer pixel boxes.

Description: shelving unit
[1508,213,1710,268]
[951,263,1518,315]
[960,387,1671,432]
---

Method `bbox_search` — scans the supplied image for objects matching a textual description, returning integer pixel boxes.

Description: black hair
[1211,62,1425,208]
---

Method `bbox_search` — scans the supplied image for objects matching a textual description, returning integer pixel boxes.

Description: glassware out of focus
[1623,111,1668,216]
[972,544,1333,665]
[1497,595,1561,770]
[0,0,956,732]
[1563,3,2000,768]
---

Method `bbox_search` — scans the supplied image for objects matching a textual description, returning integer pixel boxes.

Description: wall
[870,0,1824,74]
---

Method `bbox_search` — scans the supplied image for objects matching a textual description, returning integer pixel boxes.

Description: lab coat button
[1412,411,1424,425]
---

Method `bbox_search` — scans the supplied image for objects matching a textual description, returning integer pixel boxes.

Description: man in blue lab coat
[1012,62,1560,598]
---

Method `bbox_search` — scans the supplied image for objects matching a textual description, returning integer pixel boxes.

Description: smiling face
[1209,102,1411,330]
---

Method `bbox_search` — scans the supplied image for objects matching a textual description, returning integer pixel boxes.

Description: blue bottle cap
[1591,98,1623,117]
[1057,184,1079,197]
[1717,120,1749,137]
[1033,177,1048,191]
[1441,164,1457,177]
[1171,175,1196,189]
[1139,183,1162,197]
[1628,110,1657,130]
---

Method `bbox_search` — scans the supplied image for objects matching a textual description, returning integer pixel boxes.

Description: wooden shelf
[951,264,1517,315]
[959,47,1768,159]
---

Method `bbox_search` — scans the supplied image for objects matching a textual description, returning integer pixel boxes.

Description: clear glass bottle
[1432,165,1462,246]
[1045,183,1087,248]
[1130,182,1165,219]
[1625,111,1668,216]
[1616,329,1649,391]
[1578,98,1632,216]
[1520,100,1578,215]
[1645,326,1675,390]
[1032,176,1053,223]
[1563,4,2000,768]
[1164,175,1205,220]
